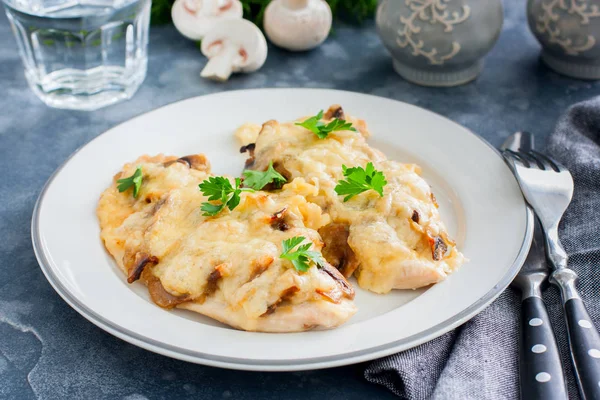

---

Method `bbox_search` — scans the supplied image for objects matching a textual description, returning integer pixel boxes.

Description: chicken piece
[241,105,466,294]
[98,154,356,332]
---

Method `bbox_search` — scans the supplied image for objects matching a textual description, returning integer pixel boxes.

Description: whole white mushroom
[200,19,268,81]
[263,0,332,51]
[171,0,243,41]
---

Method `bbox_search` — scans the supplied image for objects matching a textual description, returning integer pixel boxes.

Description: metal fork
[503,149,600,400]
[502,133,567,400]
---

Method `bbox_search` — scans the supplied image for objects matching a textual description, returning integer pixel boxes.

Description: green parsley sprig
[242,161,287,190]
[279,236,325,272]
[199,177,254,217]
[295,110,357,139]
[117,166,143,198]
[334,162,387,202]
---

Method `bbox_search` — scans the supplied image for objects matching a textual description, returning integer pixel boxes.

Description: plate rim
[31,88,533,371]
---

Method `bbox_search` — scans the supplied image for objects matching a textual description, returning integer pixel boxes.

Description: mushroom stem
[201,44,238,81]
[282,0,308,9]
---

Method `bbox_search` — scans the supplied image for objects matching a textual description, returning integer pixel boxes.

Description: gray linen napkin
[365,97,600,399]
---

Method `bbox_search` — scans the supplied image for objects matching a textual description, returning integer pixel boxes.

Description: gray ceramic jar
[528,0,600,80]
[376,0,504,87]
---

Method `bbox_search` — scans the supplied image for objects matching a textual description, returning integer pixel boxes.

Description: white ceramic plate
[32,89,533,371]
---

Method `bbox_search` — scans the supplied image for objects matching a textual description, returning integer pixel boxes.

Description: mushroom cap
[172,0,243,41]
[201,19,268,73]
[264,0,332,51]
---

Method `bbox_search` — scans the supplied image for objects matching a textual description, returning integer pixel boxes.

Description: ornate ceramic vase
[376,0,504,87]
[528,0,600,80]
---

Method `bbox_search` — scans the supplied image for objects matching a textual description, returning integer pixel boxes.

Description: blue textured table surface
[2,3,600,399]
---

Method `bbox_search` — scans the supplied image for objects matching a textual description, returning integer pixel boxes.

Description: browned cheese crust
[97,154,356,332]
[238,105,466,294]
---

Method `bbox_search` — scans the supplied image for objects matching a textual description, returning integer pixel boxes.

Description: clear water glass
[3,0,151,110]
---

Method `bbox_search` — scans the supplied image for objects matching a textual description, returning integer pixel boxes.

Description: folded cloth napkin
[365,97,600,399]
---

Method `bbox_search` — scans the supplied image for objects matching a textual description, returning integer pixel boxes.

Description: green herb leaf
[295,110,324,137]
[279,236,325,272]
[334,162,387,202]
[117,166,143,198]
[199,176,232,201]
[200,201,226,216]
[295,110,357,139]
[242,161,287,190]
[227,178,244,211]
[199,177,253,216]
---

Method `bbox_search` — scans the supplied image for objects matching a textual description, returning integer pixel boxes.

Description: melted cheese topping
[247,106,466,293]
[234,123,262,147]
[98,155,356,332]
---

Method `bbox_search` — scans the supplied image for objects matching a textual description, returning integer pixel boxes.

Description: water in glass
[3,0,151,110]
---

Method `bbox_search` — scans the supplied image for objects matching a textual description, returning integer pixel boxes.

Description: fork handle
[520,296,568,399]
[551,269,600,400]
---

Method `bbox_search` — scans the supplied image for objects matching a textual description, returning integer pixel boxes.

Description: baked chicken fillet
[238,106,466,294]
[97,154,356,332]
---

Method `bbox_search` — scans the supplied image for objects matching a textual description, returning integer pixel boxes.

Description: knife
[502,132,568,400]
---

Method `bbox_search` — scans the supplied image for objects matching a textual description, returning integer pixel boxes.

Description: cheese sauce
[98,155,356,332]
[243,105,466,294]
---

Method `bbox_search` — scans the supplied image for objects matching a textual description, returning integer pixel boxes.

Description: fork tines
[503,149,565,172]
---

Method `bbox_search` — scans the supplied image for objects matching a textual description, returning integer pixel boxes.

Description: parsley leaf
[242,161,287,190]
[334,162,387,202]
[295,110,357,139]
[199,176,232,200]
[200,201,226,216]
[117,166,143,198]
[295,110,324,136]
[199,177,253,216]
[279,236,325,272]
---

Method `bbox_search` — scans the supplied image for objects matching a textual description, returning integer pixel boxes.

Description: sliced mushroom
[248,255,275,282]
[319,262,355,299]
[270,208,289,231]
[318,223,359,278]
[239,143,256,168]
[200,19,268,82]
[261,286,300,316]
[263,0,332,51]
[171,0,243,41]
[324,104,345,120]
[164,154,210,171]
[146,197,167,215]
[127,252,159,283]
[411,210,420,223]
[145,273,189,309]
[204,268,222,296]
[239,143,256,154]
[429,235,449,261]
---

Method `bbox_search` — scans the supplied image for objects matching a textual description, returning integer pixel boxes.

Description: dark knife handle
[551,268,600,399]
[520,296,568,400]
[564,298,600,400]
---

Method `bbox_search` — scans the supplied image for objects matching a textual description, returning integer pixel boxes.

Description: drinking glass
[3,0,151,110]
